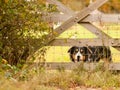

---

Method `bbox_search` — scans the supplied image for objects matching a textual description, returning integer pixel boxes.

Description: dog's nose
[77,56,80,61]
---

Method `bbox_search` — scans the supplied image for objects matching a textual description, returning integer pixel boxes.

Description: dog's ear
[68,46,76,53]
[68,48,71,53]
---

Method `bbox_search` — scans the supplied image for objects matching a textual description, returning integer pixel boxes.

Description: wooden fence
[41,0,120,70]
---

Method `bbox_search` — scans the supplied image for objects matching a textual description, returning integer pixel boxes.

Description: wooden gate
[42,0,120,70]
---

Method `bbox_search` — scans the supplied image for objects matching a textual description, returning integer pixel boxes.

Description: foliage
[61,0,120,13]
[0,0,55,65]
[100,0,120,13]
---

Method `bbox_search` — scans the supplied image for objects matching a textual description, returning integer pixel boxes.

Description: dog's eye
[80,49,83,53]
[75,49,78,52]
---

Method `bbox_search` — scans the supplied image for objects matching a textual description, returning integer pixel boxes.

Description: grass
[45,23,120,62]
[1,65,120,90]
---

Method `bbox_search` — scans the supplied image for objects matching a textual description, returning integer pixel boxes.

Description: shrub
[0,0,56,65]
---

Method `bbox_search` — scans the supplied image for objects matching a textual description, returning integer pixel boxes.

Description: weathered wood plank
[84,14,120,23]
[49,39,120,46]
[45,0,108,45]
[43,13,120,23]
[40,62,120,70]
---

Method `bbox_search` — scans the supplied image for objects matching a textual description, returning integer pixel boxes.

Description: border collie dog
[68,46,112,62]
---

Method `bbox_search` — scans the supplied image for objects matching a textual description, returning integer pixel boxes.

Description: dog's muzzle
[77,56,80,61]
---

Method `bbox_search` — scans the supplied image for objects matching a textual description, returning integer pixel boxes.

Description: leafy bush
[0,0,55,65]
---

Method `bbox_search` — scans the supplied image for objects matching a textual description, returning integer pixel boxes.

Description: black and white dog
[68,46,112,62]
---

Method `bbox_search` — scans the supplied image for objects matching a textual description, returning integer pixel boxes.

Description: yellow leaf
[4,0,9,3]
[1,59,8,64]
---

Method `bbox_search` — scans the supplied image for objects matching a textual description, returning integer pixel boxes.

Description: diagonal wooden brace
[46,0,108,44]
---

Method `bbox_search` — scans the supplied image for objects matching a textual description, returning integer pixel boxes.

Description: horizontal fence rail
[32,62,120,71]
[43,13,120,23]
[49,39,120,46]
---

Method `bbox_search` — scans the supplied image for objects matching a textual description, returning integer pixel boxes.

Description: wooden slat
[49,39,120,46]
[39,62,120,70]
[46,0,108,44]
[43,13,120,23]
[83,14,120,23]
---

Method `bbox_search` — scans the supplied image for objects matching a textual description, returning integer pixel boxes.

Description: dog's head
[68,46,86,62]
